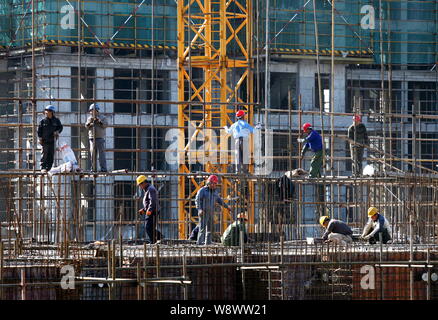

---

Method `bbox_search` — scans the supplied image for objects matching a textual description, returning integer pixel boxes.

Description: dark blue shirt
[304,130,323,152]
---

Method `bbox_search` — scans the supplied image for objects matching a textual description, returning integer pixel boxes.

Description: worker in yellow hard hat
[136,175,162,244]
[319,215,353,246]
[361,207,392,244]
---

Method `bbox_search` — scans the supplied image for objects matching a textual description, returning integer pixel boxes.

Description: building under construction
[0,0,437,300]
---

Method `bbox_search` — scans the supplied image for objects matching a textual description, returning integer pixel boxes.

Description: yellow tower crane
[177,0,254,239]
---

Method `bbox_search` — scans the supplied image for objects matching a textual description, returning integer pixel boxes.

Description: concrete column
[297,60,315,110]
[95,68,114,240]
[96,68,114,171]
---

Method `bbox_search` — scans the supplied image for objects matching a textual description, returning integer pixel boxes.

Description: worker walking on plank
[85,103,108,172]
[347,115,369,177]
[361,207,392,244]
[37,105,63,173]
[223,110,260,173]
[221,213,248,246]
[195,175,231,245]
[137,175,162,244]
[300,123,323,178]
[319,216,353,246]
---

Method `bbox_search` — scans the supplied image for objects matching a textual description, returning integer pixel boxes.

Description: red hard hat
[302,123,312,132]
[353,115,361,122]
[207,175,219,184]
[236,110,245,118]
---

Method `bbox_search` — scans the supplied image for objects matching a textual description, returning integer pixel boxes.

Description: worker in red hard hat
[299,123,323,178]
[224,110,261,173]
[347,115,369,177]
[195,175,231,245]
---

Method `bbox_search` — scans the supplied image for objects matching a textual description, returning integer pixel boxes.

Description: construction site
[0,0,437,301]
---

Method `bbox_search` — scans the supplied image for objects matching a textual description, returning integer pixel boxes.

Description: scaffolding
[0,0,437,300]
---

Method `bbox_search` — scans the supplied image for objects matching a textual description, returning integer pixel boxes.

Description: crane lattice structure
[177,0,255,239]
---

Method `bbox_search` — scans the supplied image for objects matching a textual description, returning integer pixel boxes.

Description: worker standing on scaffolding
[348,115,369,177]
[37,105,63,173]
[300,123,323,178]
[319,216,353,246]
[85,103,108,172]
[223,110,260,173]
[137,175,162,244]
[361,207,392,244]
[195,175,230,245]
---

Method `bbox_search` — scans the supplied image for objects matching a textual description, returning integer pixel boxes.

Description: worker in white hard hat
[319,216,353,246]
[136,175,162,244]
[361,207,392,244]
[221,213,248,246]
[85,103,108,172]
[223,110,260,173]
[37,105,63,173]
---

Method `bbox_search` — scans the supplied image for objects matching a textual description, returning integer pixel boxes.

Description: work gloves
[138,208,152,216]
[54,131,59,139]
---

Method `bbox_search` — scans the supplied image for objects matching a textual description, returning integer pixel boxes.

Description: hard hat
[207,175,219,184]
[302,123,312,132]
[353,115,361,122]
[367,207,378,217]
[44,105,56,113]
[236,110,245,118]
[319,216,329,226]
[89,103,100,112]
[136,175,148,186]
[237,213,248,221]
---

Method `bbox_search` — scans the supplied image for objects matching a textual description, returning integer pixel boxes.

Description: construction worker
[37,105,63,173]
[348,115,369,176]
[195,175,231,245]
[361,207,392,244]
[221,213,248,246]
[188,224,199,241]
[136,175,162,244]
[300,123,323,178]
[85,103,108,172]
[224,110,260,173]
[319,216,353,246]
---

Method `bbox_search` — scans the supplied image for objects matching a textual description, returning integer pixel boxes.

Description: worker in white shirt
[361,207,392,244]
[223,110,260,173]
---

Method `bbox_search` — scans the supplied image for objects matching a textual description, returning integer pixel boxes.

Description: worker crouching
[221,213,248,246]
[361,207,392,244]
[320,216,353,246]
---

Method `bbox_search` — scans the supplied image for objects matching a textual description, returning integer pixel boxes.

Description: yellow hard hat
[319,216,329,226]
[367,207,378,217]
[136,175,148,186]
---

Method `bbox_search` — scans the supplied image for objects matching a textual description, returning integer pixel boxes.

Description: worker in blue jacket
[300,123,323,178]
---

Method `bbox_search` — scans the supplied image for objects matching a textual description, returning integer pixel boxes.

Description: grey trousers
[350,145,364,176]
[90,138,107,171]
[235,137,249,173]
[197,212,214,245]
[328,233,353,246]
